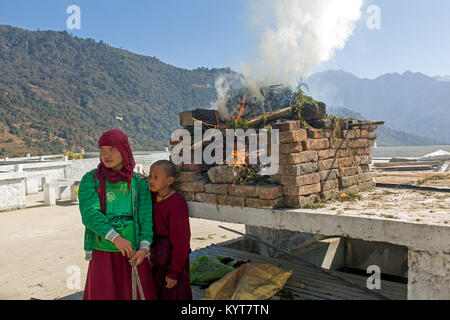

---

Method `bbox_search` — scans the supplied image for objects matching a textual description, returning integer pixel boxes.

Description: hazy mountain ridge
[306,70,450,144]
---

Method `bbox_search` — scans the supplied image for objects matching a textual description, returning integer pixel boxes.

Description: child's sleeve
[136,176,153,251]
[167,197,191,280]
[78,171,118,242]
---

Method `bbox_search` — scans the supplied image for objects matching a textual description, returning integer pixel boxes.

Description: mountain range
[306,69,450,145]
[0,25,448,157]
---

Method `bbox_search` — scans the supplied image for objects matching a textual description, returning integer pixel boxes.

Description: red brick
[281,173,320,186]
[282,183,321,196]
[317,149,337,160]
[319,169,339,181]
[279,163,318,176]
[228,185,258,197]
[342,130,360,139]
[302,138,329,150]
[216,194,246,207]
[338,175,359,188]
[358,172,374,182]
[257,185,283,200]
[271,120,302,132]
[307,129,323,139]
[195,193,217,203]
[279,142,303,154]
[245,197,284,209]
[279,129,307,143]
[321,179,339,191]
[279,151,318,164]
[284,194,318,208]
[349,139,369,148]
[318,158,338,170]
[320,189,340,201]
[204,184,230,194]
[329,138,349,149]
[339,166,358,177]
[337,157,354,168]
[336,149,351,158]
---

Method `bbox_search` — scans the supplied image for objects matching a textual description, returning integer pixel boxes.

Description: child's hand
[165,276,177,289]
[130,249,148,266]
[113,236,133,258]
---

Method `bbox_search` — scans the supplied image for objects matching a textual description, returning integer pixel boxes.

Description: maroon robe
[150,190,192,300]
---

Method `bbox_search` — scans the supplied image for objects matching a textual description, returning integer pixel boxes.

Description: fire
[232,95,246,121]
[227,149,248,167]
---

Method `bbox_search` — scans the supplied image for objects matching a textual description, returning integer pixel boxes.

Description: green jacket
[78,169,153,260]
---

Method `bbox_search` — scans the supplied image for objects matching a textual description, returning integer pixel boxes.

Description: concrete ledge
[187,201,450,253]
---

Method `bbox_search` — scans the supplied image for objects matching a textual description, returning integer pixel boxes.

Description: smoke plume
[243,0,363,85]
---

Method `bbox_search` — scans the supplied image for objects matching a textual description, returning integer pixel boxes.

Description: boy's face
[147,165,174,193]
[100,146,123,171]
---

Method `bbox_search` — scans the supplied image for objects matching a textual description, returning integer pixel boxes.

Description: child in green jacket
[78,129,157,300]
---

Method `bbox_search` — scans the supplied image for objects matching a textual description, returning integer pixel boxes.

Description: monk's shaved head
[151,160,176,178]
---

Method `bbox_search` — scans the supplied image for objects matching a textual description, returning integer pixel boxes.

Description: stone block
[320,188,340,201]
[279,129,307,143]
[245,197,284,209]
[279,142,303,154]
[207,165,246,184]
[280,173,320,186]
[358,172,374,183]
[282,182,321,196]
[337,157,354,168]
[329,138,349,149]
[339,166,358,177]
[321,179,339,191]
[301,138,330,150]
[204,184,229,194]
[317,149,337,160]
[195,192,217,204]
[228,185,258,197]
[257,185,283,200]
[216,194,246,207]
[283,194,318,208]
[349,139,369,148]
[279,151,318,164]
[318,158,338,170]
[272,120,302,132]
[319,169,339,181]
[338,175,359,188]
[342,130,360,139]
[278,162,318,176]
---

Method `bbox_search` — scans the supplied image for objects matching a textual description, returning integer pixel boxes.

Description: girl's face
[147,165,174,193]
[100,146,124,170]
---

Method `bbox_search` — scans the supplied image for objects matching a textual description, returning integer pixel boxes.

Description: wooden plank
[191,245,388,300]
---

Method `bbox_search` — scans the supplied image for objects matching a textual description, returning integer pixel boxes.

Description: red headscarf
[96,129,135,214]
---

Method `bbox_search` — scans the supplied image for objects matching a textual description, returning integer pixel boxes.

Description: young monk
[78,129,157,300]
[147,160,192,300]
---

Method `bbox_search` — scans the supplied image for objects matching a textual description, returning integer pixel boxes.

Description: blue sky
[0,0,449,79]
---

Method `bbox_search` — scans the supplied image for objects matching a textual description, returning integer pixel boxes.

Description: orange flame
[227,149,248,167]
